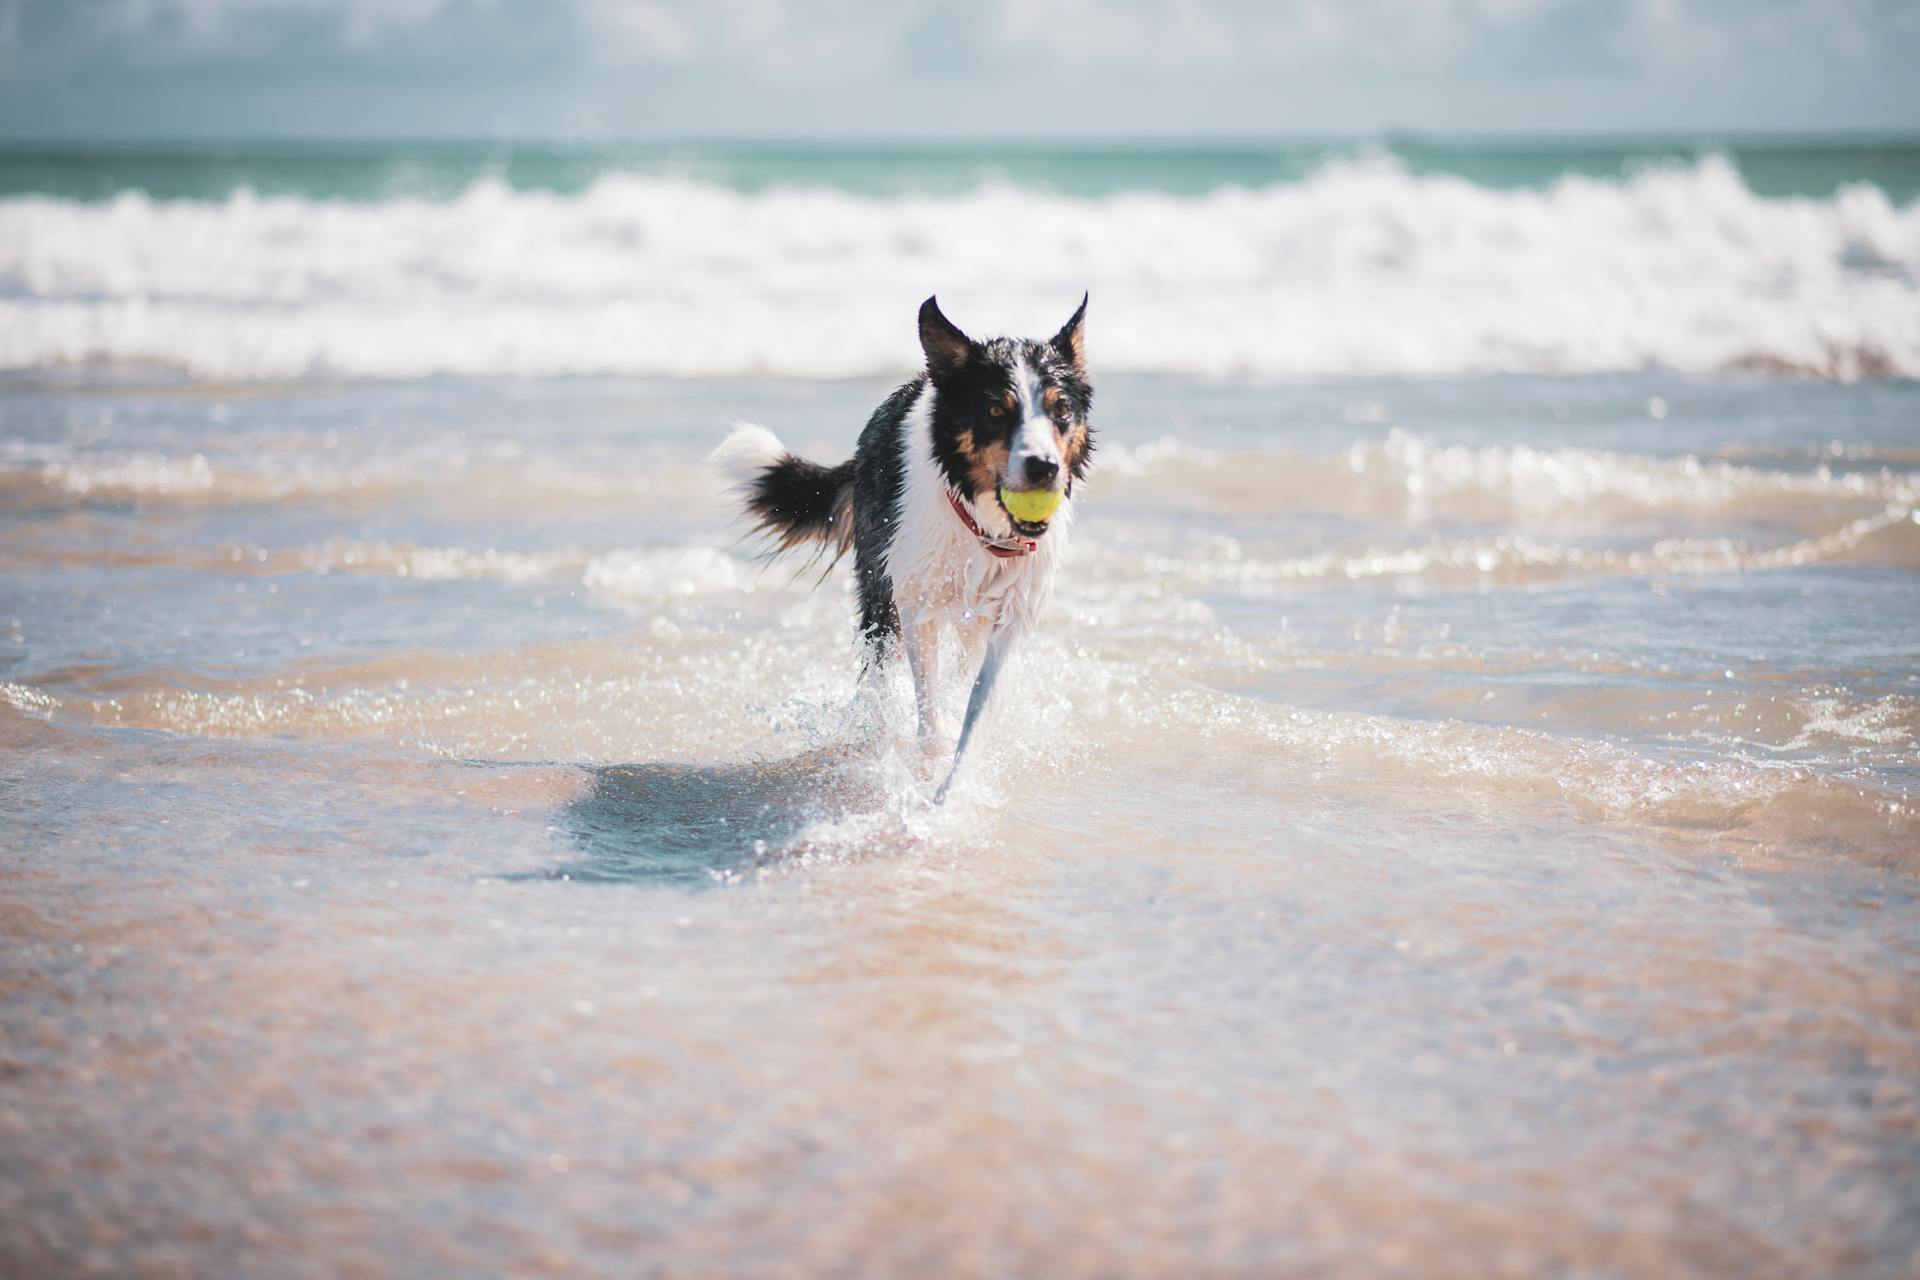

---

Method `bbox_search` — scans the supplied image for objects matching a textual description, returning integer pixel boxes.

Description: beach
[2,142,1919,1276]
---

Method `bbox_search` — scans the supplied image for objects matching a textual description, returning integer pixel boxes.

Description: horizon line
[4,128,1920,150]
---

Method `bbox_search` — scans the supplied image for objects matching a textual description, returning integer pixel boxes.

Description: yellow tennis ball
[999,485,1063,523]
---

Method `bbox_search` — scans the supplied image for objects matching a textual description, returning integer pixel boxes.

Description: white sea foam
[582,545,759,602]
[1100,429,1920,529]
[1,157,1915,380]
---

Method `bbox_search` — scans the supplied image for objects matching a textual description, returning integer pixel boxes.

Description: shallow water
[3,370,1919,1277]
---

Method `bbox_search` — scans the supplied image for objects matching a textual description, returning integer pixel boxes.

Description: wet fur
[713,296,1091,781]
[718,296,1091,656]
[736,453,856,560]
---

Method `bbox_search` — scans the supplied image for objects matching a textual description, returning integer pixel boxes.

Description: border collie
[712,296,1092,798]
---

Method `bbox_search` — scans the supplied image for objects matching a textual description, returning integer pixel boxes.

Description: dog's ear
[1052,293,1088,375]
[919,296,973,379]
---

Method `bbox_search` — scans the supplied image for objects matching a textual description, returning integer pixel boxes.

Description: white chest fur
[882,387,1068,638]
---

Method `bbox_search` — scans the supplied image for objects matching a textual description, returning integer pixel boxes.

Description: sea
[2,138,1918,1277]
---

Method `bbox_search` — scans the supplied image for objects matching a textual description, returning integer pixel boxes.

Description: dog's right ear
[1053,292,1088,375]
[918,296,973,379]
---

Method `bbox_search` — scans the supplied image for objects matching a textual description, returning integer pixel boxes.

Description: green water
[3,134,1917,202]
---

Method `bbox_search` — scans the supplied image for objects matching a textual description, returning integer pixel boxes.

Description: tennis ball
[999,485,1062,524]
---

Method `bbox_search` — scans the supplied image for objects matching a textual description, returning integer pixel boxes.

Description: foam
[1,450,717,518]
[1099,430,1920,532]
[582,545,760,603]
[304,540,589,583]
[1087,505,1920,594]
[2,157,1915,380]
[30,450,393,503]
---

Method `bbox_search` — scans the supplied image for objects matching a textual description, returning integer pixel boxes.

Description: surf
[2,155,1916,380]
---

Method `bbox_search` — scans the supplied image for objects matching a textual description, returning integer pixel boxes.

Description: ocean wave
[1,157,1915,380]
[5,430,1915,595]
[1086,506,1920,594]
[1099,430,1920,528]
[8,509,1911,600]
[18,432,1912,525]
[0,448,701,518]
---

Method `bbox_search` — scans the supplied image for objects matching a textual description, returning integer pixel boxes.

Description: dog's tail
[710,423,856,561]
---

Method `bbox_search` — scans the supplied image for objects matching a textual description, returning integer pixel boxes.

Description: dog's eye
[987,405,1004,417]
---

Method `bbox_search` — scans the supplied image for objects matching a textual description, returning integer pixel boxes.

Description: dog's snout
[1023,455,1060,486]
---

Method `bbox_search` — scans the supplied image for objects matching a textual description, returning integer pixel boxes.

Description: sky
[1,0,1917,140]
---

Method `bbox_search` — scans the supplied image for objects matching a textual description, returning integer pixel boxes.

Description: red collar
[947,490,1037,558]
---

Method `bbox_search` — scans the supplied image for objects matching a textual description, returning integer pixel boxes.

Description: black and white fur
[712,295,1092,793]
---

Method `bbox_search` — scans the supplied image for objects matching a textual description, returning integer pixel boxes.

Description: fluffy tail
[710,423,856,560]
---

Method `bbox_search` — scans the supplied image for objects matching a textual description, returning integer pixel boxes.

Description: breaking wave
[1,156,1915,380]
[11,427,1912,533]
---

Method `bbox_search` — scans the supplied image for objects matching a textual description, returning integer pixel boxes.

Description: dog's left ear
[919,296,974,380]
[1052,292,1088,375]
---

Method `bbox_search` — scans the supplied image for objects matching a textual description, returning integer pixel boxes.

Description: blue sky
[2,0,1917,139]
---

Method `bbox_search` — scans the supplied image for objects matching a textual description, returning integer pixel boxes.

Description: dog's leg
[901,611,945,753]
[935,622,1023,803]
[956,606,992,672]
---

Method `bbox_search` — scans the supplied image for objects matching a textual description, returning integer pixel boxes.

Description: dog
[712,295,1092,797]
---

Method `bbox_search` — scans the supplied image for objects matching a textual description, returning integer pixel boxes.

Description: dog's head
[918,295,1093,540]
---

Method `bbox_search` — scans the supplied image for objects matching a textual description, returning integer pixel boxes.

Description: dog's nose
[1023,456,1060,486]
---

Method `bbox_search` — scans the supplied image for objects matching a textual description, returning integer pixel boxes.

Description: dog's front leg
[901,611,945,752]
[935,622,1024,803]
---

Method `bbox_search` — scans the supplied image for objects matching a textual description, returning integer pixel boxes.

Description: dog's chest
[890,524,1043,622]
[881,385,1064,634]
